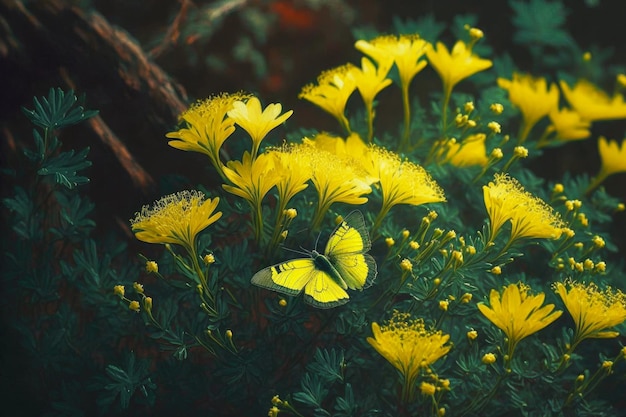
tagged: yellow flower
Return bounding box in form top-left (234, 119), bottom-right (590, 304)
top-left (560, 79), bottom-right (626, 121)
top-left (554, 280), bottom-right (626, 346)
top-left (483, 174), bottom-right (564, 243)
top-left (445, 133), bottom-right (489, 167)
top-left (130, 191), bottom-right (222, 252)
top-left (352, 56), bottom-right (394, 142)
top-left (227, 96), bottom-right (293, 158)
top-left (268, 145), bottom-right (312, 210)
top-left (420, 382), bottom-right (436, 396)
top-left (497, 73), bottom-right (559, 143)
top-left (166, 93), bottom-right (250, 176)
top-left (546, 107), bottom-right (591, 142)
top-left (482, 353), bottom-right (496, 365)
top-left (367, 311), bottom-right (452, 402)
top-left (113, 285), bottom-right (125, 297)
top-left (478, 282), bottom-right (562, 360)
top-left (290, 143), bottom-right (372, 231)
top-left (129, 300), bottom-right (140, 312)
top-left (145, 261), bottom-right (159, 273)
top-left (222, 152), bottom-right (279, 242)
top-left (299, 63), bottom-right (358, 133)
top-left (426, 40), bottom-right (492, 96)
top-left (355, 34), bottom-right (430, 90)
top-left (587, 137), bottom-right (626, 192)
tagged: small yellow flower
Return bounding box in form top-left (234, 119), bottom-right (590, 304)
top-left (131, 191), bottom-right (222, 252)
top-left (420, 382), bottom-right (436, 396)
top-left (203, 254), bottom-right (216, 265)
top-left (497, 73), bottom-right (559, 143)
top-left (299, 64), bottom-right (358, 133)
top-left (133, 282), bottom-right (144, 294)
top-left (400, 258), bottom-right (413, 272)
top-left (478, 282), bottom-right (562, 358)
top-left (355, 34), bottom-right (430, 91)
top-left (592, 235), bottom-right (606, 248)
top-left (553, 183), bottom-right (564, 193)
top-left (464, 101), bottom-right (475, 113)
top-left (426, 40), bottom-right (493, 96)
top-left (488, 121), bottom-right (501, 134)
top-left (439, 300), bottom-right (449, 311)
top-left (554, 280), bottom-right (626, 344)
top-left (368, 311), bottom-right (451, 402)
top-left (482, 353), bottom-right (496, 364)
top-left (114, 285), bottom-right (125, 297)
top-left (409, 241), bottom-right (420, 250)
top-left (560, 79), bottom-right (626, 121)
top-left (490, 148), bottom-right (503, 159)
top-left (278, 299), bottom-right (287, 307)
top-left (461, 293), bottom-right (473, 303)
top-left (438, 407), bottom-right (446, 417)
top-left (490, 103), bottom-right (504, 114)
top-left (491, 266), bottom-right (502, 275)
top-left (385, 237), bottom-right (396, 247)
top-left (514, 146), bottom-right (529, 158)
top-left (145, 261), bottom-right (159, 273)
top-left (268, 406), bottom-right (280, 417)
top-left (597, 137), bottom-right (626, 179)
top-left (166, 93), bottom-right (251, 175)
top-left (227, 96), bottom-right (293, 158)
top-left (129, 300), bottom-right (140, 312)
top-left (467, 330), bottom-right (478, 340)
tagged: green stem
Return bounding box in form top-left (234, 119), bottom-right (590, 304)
top-left (400, 82), bottom-right (411, 150)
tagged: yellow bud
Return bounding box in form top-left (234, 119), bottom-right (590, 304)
top-left (439, 300), bottom-right (449, 311)
top-left (335, 215), bottom-right (344, 225)
top-left (455, 113), bottom-right (468, 127)
top-left (514, 146), bottom-right (528, 158)
top-left (491, 266), bottom-right (502, 275)
top-left (602, 360), bottom-right (613, 370)
top-left (466, 119), bottom-right (477, 128)
top-left (420, 382), bottom-right (436, 396)
top-left (577, 213), bottom-right (588, 227)
top-left (621, 346), bottom-right (626, 357)
top-left (469, 27), bottom-right (484, 40)
top-left (582, 51), bottom-right (592, 61)
top-left (439, 379), bottom-right (450, 390)
top-left (129, 300), bottom-right (140, 312)
top-left (490, 148), bottom-right (503, 159)
top-left (203, 253), bottom-right (216, 265)
top-left (144, 296), bottom-right (153, 311)
top-left (466, 245), bottom-right (476, 255)
top-left (226, 329), bottom-right (233, 339)
top-left (133, 282), bottom-right (144, 294)
top-left (467, 330), bottom-right (478, 340)
top-left (400, 258), bottom-right (413, 272)
top-left (595, 261), bottom-right (606, 272)
top-left (553, 183), bottom-right (564, 193)
top-left (385, 237), bottom-right (395, 247)
top-left (592, 235), bottom-right (605, 248)
top-left (617, 74), bottom-right (626, 88)
top-left (576, 374), bottom-right (585, 382)
top-left (279, 299), bottom-right (287, 307)
top-left (433, 278), bottom-right (441, 286)
top-left (268, 406), bottom-right (279, 417)
top-left (574, 262), bottom-right (584, 272)
top-left (145, 261), bottom-right (159, 273)
top-left (280, 230), bottom-right (289, 240)
top-left (563, 353), bottom-right (571, 362)
top-left (563, 228), bottom-right (575, 238)
top-left (482, 353), bottom-right (496, 364)
top-left (461, 293), bottom-right (473, 303)
top-left (438, 407), bottom-right (446, 417)
top-left (452, 250), bottom-right (463, 265)
top-left (583, 259), bottom-right (594, 270)
top-left (113, 285), bottom-right (125, 297)
top-left (401, 229), bottom-right (410, 239)
top-left (284, 208), bottom-right (298, 219)
top-left (573, 242), bottom-right (584, 250)
top-left (488, 121), bottom-right (501, 134)
top-left (464, 101), bottom-right (475, 113)
top-left (271, 395), bottom-right (281, 405)
top-left (409, 241), bottom-right (420, 250)
top-left (617, 203), bottom-right (625, 212)
top-left (490, 103), bottom-right (504, 114)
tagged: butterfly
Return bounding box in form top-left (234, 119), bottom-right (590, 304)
top-left (251, 211), bottom-right (377, 308)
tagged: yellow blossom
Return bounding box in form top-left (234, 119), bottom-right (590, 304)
top-left (268, 145), bottom-right (312, 211)
top-left (560, 79), bottom-right (626, 121)
top-left (130, 191), bottom-right (222, 252)
top-left (352, 56), bottom-right (394, 141)
top-left (144, 297), bottom-right (152, 311)
top-left (133, 282), bottom-right (144, 294)
top-left (546, 107), bottom-right (591, 143)
top-left (439, 300), bottom-right (449, 311)
top-left (488, 121), bottom-right (501, 134)
top-left (299, 63), bottom-right (358, 133)
top-left (467, 329), bottom-right (478, 340)
top-left (166, 92), bottom-right (250, 176)
top-left (588, 137), bottom-right (626, 192)
top-left (420, 382), bottom-right (436, 396)
top-left (227, 96), bottom-right (293, 158)
top-left (114, 285), bottom-right (125, 297)
top-left (426, 40), bottom-right (493, 97)
top-left (400, 259), bottom-right (413, 272)
top-left (482, 353), bottom-right (496, 364)
top-left (222, 152), bottom-right (279, 242)
top-left (446, 133), bottom-right (489, 167)
top-left (490, 103), bottom-right (504, 114)
top-left (146, 261), bottom-right (159, 273)
top-left (497, 73), bottom-right (559, 143)
top-left (461, 293), bottom-right (473, 303)
top-left (554, 280), bottom-right (626, 346)
top-left (278, 299), bottom-right (287, 307)
top-left (367, 311), bottom-right (452, 402)
top-left (203, 254), bottom-right (215, 265)
top-left (129, 300), bottom-right (140, 312)
top-left (385, 237), bottom-right (395, 247)
top-left (490, 266), bottom-right (502, 275)
top-left (483, 173), bottom-right (564, 243)
top-left (368, 146), bottom-right (446, 232)
top-left (479, 282), bottom-right (562, 360)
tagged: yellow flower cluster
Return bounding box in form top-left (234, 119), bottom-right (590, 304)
top-left (367, 310), bottom-right (451, 402)
top-left (483, 173), bottom-right (564, 244)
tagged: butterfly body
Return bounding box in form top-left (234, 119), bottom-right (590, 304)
top-left (252, 211), bottom-right (377, 308)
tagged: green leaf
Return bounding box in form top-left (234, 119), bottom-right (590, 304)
top-left (334, 383), bottom-right (357, 417)
top-left (37, 147), bottom-right (92, 189)
top-left (293, 373), bottom-right (329, 408)
top-left (22, 88), bottom-right (98, 130)
top-left (306, 348), bottom-right (345, 383)
top-left (101, 353), bottom-right (155, 410)
top-left (510, 0), bottom-right (575, 49)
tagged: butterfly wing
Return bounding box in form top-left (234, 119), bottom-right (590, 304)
top-left (251, 258), bottom-right (316, 296)
top-left (325, 211), bottom-right (377, 290)
top-left (303, 268), bottom-right (350, 309)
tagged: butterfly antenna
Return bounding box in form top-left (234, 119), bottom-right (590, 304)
top-left (281, 246), bottom-right (310, 256)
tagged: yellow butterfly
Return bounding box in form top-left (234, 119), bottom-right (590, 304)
top-left (251, 211), bottom-right (377, 308)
